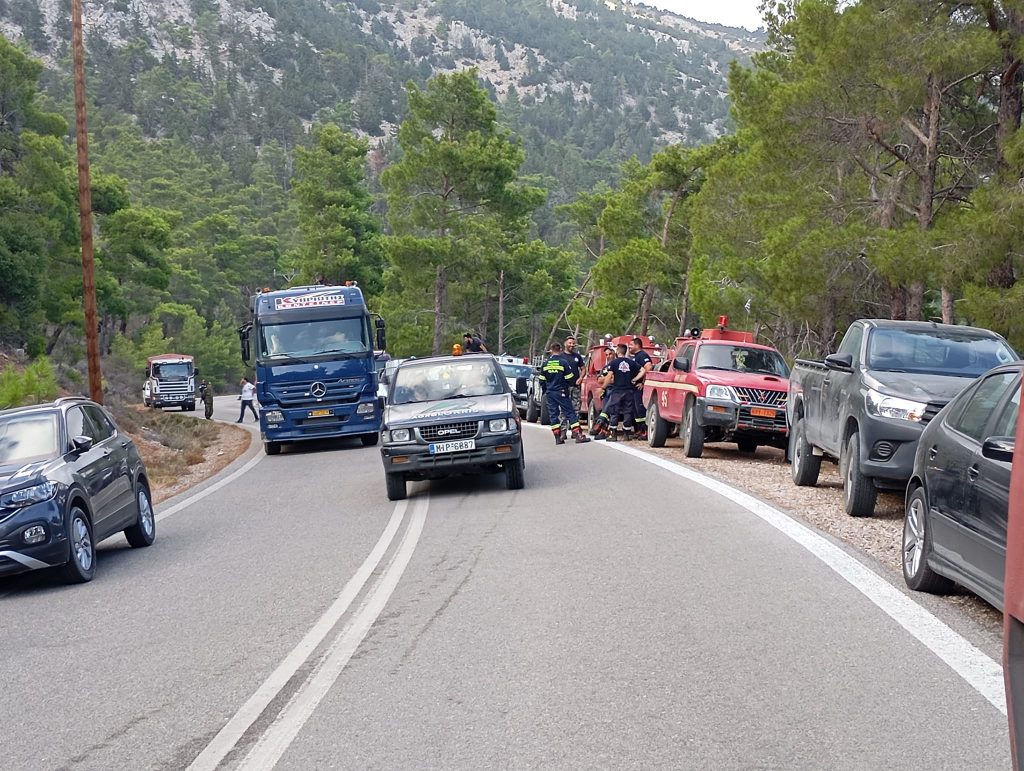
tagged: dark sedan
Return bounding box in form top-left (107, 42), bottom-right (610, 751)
top-left (0, 397), bottom-right (155, 584)
top-left (902, 362), bottom-right (1021, 609)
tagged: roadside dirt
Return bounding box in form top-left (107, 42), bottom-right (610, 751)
top-left (142, 423), bottom-right (251, 504)
top-left (639, 436), bottom-right (1003, 632)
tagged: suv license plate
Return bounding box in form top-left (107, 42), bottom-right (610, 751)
top-left (750, 407), bottom-right (777, 418)
top-left (429, 439), bottom-right (475, 454)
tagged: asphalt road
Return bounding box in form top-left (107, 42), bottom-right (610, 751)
top-left (0, 396), bottom-right (1012, 769)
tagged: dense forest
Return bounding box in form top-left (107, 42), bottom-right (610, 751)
top-left (2, 0), bottom-right (1024, 392)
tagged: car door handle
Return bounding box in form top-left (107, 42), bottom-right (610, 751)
top-left (928, 446), bottom-right (938, 461)
top-left (967, 465), bottom-right (980, 483)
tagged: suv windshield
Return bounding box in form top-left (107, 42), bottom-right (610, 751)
top-left (696, 345), bottom-right (789, 376)
top-left (152, 363), bottom-right (191, 379)
top-left (391, 359), bottom-right (505, 404)
top-left (259, 317), bottom-right (371, 360)
top-left (867, 328), bottom-right (1016, 377)
top-left (0, 412), bottom-right (60, 465)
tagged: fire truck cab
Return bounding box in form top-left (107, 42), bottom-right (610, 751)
top-left (579, 334), bottom-right (667, 421)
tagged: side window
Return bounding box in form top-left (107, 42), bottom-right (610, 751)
top-left (84, 405), bottom-right (115, 442)
top-left (991, 381), bottom-right (1022, 439)
top-left (837, 324), bottom-right (864, 363)
top-left (950, 372), bottom-right (1019, 442)
top-left (65, 407), bottom-right (88, 448)
top-left (678, 344), bottom-right (695, 367)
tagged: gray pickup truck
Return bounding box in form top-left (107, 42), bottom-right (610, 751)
top-left (788, 319), bottom-right (1016, 517)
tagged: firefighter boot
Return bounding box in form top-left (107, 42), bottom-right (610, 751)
top-left (572, 427), bottom-right (591, 444)
top-left (607, 428), bottom-right (619, 442)
top-left (553, 427), bottom-right (566, 445)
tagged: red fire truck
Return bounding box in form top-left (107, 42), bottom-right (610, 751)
top-left (579, 334), bottom-right (667, 422)
top-left (641, 317), bottom-right (790, 457)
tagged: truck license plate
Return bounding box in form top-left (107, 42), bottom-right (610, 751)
top-left (308, 408), bottom-right (334, 418)
top-left (429, 439), bottom-right (475, 454)
top-left (750, 407), bottom-right (777, 418)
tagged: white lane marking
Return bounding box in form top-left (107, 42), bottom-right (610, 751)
top-left (187, 499), bottom-right (410, 771)
top-left (239, 494), bottom-right (429, 771)
top-left (156, 453), bottom-right (264, 523)
top-left (600, 439), bottom-right (1008, 715)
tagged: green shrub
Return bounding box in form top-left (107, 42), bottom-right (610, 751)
top-left (0, 358), bottom-right (59, 409)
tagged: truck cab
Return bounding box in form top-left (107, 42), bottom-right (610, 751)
top-left (239, 284), bottom-right (386, 455)
top-left (143, 354), bottom-right (197, 411)
top-left (579, 334), bottom-right (667, 421)
top-left (642, 317), bottom-right (790, 457)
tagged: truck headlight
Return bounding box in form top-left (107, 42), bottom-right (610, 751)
top-left (488, 418), bottom-right (509, 432)
top-left (706, 385), bottom-right (737, 402)
top-left (387, 428), bottom-right (411, 443)
top-left (264, 410), bottom-right (284, 423)
top-left (357, 403), bottom-right (375, 415)
top-left (865, 389), bottom-right (927, 422)
top-left (1, 482), bottom-right (58, 509)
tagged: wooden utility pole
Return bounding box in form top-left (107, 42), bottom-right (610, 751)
top-left (71, 0), bottom-right (102, 403)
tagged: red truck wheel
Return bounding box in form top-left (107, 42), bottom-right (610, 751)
top-left (647, 399), bottom-right (669, 448)
top-left (681, 398), bottom-right (704, 458)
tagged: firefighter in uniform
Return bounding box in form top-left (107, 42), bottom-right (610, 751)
top-left (589, 347), bottom-right (616, 439)
top-left (628, 336), bottom-right (654, 441)
top-left (563, 336), bottom-right (586, 421)
top-left (598, 344), bottom-right (642, 441)
top-left (539, 342), bottom-right (591, 445)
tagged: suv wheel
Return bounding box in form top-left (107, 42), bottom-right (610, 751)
top-left (842, 431), bottom-right (877, 517)
top-left (526, 394), bottom-right (539, 423)
top-left (902, 486), bottom-right (954, 594)
top-left (505, 456), bottom-right (525, 490)
top-left (386, 473), bottom-right (407, 501)
top-left (61, 506), bottom-right (96, 584)
top-left (124, 485), bottom-right (156, 548)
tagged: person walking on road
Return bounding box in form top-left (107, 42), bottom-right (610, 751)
top-left (628, 337), bottom-right (655, 441)
top-left (599, 344), bottom-right (641, 442)
top-left (539, 342), bottom-right (590, 445)
top-left (463, 333), bottom-right (488, 353)
top-left (238, 377), bottom-right (259, 423)
top-left (200, 379), bottom-right (214, 420)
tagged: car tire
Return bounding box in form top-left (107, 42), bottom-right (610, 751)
top-left (361, 433), bottom-right (379, 447)
top-left (902, 486), bottom-right (955, 594)
top-left (60, 506), bottom-right (96, 584)
top-left (842, 431), bottom-right (877, 517)
top-left (737, 438), bottom-right (758, 455)
top-left (681, 397), bottom-right (704, 458)
top-left (526, 394), bottom-right (539, 423)
top-left (124, 484), bottom-right (156, 548)
top-left (264, 441), bottom-right (281, 455)
top-left (505, 456), bottom-right (525, 490)
top-left (790, 416), bottom-right (821, 487)
top-left (540, 397), bottom-right (549, 425)
top-left (647, 399), bottom-right (669, 448)
top-left (386, 473), bottom-right (407, 501)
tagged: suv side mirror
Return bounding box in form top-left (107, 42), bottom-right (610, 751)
top-left (824, 352), bottom-right (854, 372)
top-left (983, 436), bottom-right (1015, 463)
top-left (378, 370), bottom-right (390, 386)
top-left (72, 435), bottom-right (94, 453)
top-left (673, 357), bottom-right (690, 372)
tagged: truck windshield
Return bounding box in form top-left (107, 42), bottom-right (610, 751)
top-left (258, 317), bottom-right (370, 361)
top-left (696, 345), bottom-right (789, 376)
top-left (391, 360), bottom-right (505, 404)
top-left (0, 412), bottom-right (60, 465)
top-left (867, 328), bottom-right (1016, 377)
top-left (152, 363), bottom-right (191, 379)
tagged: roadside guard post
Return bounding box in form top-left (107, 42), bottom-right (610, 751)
top-left (1005, 379), bottom-right (1024, 768)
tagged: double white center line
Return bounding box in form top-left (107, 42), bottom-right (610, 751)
top-left (189, 494), bottom-right (429, 771)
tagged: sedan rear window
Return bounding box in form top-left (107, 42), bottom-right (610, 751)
top-left (0, 413), bottom-right (60, 465)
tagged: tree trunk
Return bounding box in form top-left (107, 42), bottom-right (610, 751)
top-left (890, 284), bottom-right (907, 320)
top-left (941, 286), bottom-right (955, 324)
top-left (45, 324), bottom-right (67, 356)
top-left (676, 267), bottom-right (691, 337)
top-left (995, 8), bottom-right (1024, 174)
top-left (906, 281), bottom-right (925, 320)
top-left (917, 74), bottom-right (941, 231)
top-left (497, 269), bottom-right (505, 354)
top-left (638, 281), bottom-right (655, 335)
top-left (432, 264), bottom-right (446, 355)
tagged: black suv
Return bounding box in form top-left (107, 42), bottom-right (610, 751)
top-left (0, 398), bottom-right (154, 584)
top-left (379, 354), bottom-right (524, 500)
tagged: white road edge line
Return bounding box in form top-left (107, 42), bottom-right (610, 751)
top-left (597, 436), bottom-right (1007, 715)
top-left (186, 499), bottom-right (410, 771)
top-left (156, 452), bottom-right (264, 523)
top-left (239, 494), bottom-right (430, 771)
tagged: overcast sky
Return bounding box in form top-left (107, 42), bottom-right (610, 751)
top-left (645, 0), bottom-right (765, 30)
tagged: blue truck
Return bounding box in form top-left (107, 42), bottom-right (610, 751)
top-left (238, 284), bottom-right (387, 455)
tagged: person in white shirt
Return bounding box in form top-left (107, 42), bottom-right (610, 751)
top-left (238, 377), bottom-right (259, 423)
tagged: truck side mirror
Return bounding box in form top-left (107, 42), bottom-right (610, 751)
top-left (824, 352), bottom-right (854, 372)
top-left (193, 368), bottom-right (200, 378)
top-left (375, 317), bottom-right (387, 352)
top-left (673, 357), bottom-right (690, 372)
top-left (238, 324), bottom-right (251, 365)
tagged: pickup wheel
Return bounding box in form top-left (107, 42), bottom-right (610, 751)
top-left (539, 396), bottom-right (549, 425)
top-left (526, 394), bottom-right (539, 423)
top-left (385, 473), bottom-right (407, 501)
top-left (505, 456), bottom-right (525, 490)
top-left (790, 417), bottom-right (821, 486)
top-left (842, 431), bottom-right (877, 517)
top-left (647, 399), bottom-right (669, 448)
top-left (681, 397), bottom-right (704, 458)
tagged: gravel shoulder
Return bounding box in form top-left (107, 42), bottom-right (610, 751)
top-left (639, 436), bottom-right (1003, 635)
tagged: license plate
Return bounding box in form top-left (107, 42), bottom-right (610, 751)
top-left (308, 408), bottom-right (334, 418)
top-left (429, 439), bottom-right (475, 454)
top-left (750, 407), bottom-right (777, 418)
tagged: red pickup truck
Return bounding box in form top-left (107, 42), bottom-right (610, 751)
top-left (579, 334), bottom-right (667, 422)
top-left (642, 317), bottom-right (790, 457)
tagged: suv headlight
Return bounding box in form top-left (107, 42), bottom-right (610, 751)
top-left (706, 385), bottom-right (737, 402)
top-left (1, 481), bottom-right (58, 509)
top-left (387, 428), bottom-right (411, 443)
top-left (488, 418), bottom-right (509, 432)
top-left (865, 389), bottom-right (927, 422)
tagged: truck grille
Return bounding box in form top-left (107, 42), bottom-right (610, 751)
top-left (157, 381), bottom-right (191, 395)
top-left (920, 401), bottom-right (948, 425)
top-left (419, 421), bottom-right (479, 441)
top-left (273, 376), bottom-right (366, 407)
top-left (734, 387), bottom-right (787, 407)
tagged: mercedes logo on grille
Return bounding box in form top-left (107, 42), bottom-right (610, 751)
top-left (310, 381), bottom-right (328, 399)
